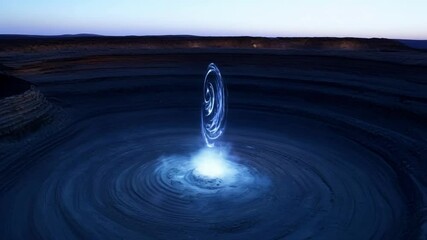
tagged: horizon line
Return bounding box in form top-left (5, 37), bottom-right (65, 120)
top-left (0, 33), bottom-right (426, 41)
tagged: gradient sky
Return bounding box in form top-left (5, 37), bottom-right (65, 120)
top-left (0, 0), bottom-right (426, 39)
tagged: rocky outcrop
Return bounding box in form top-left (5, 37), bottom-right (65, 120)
top-left (0, 74), bottom-right (63, 190)
top-left (0, 74), bottom-right (61, 142)
top-left (0, 73), bottom-right (31, 98)
top-left (0, 86), bottom-right (55, 138)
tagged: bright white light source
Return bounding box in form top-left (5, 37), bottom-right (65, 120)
top-left (192, 148), bottom-right (236, 179)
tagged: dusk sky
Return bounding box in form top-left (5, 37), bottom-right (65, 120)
top-left (1, 0), bottom-right (426, 39)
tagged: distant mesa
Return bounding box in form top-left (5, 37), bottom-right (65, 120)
top-left (0, 35), bottom-right (413, 52)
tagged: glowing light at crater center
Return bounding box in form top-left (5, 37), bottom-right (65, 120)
top-left (193, 63), bottom-right (234, 179)
top-left (192, 148), bottom-right (236, 179)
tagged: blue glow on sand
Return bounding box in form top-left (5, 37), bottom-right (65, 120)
top-left (192, 147), bottom-right (237, 179)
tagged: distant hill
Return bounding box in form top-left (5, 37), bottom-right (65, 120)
top-left (0, 34), bottom-right (100, 39)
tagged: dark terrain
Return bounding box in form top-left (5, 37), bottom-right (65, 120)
top-left (0, 36), bottom-right (426, 240)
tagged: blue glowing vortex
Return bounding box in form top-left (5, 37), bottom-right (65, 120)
top-left (201, 63), bottom-right (226, 147)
